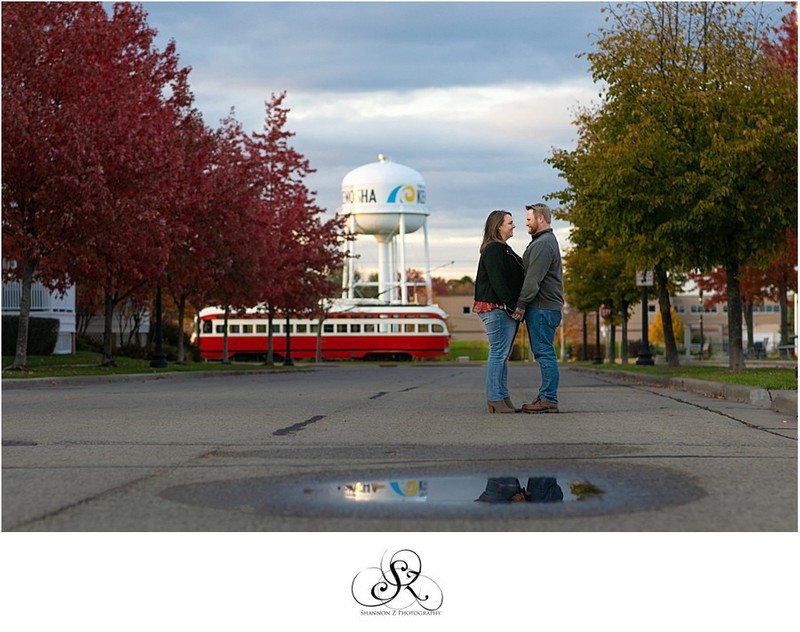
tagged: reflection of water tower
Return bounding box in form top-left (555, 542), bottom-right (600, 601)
top-left (339, 155), bottom-right (432, 304)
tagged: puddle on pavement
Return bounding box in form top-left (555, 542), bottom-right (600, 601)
top-left (160, 463), bottom-right (704, 519)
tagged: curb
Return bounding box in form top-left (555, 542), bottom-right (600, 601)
top-left (0, 366), bottom-right (315, 390)
top-left (572, 367), bottom-right (798, 416)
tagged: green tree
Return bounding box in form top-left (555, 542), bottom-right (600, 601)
top-left (550, 2), bottom-right (795, 372)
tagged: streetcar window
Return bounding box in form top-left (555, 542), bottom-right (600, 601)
top-left (310, 324), bottom-right (319, 333)
top-left (216, 325), bottom-right (224, 334)
top-left (336, 324), bottom-right (347, 333)
top-left (256, 324), bottom-right (267, 333)
top-left (323, 324), bottom-right (334, 333)
top-left (203, 321), bottom-right (212, 334)
top-left (378, 323), bottom-right (389, 334)
top-left (432, 324), bottom-right (445, 333)
top-left (404, 323), bottom-right (415, 333)
top-left (364, 323), bottom-right (375, 333)
top-left (419, 323), bottom-right (430, 333)
top-left (230, 324), bottom-right (240, 333)
top-left (350, 324), bottom-right (361, 333)
top-left (296, 324), bottom-right (308, 334)
top-left (242, 324), bottom-right (253, 334)
top-left (271, 324), bottom-right (281, 334)
top-left (285, 324), bottom-right (294, 334)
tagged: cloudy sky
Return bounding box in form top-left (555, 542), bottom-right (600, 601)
top-left (133, 1), bottom-right (789, 283)
top-left (137, 1), bottom-right (610, 280)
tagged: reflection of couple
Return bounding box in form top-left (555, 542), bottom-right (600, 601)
top-left (475, 476), bottom-right (564, 503)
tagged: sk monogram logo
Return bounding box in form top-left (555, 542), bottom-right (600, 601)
top-left (351, 549), bottom-right (444, 612)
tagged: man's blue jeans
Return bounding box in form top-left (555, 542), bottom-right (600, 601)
top-left (525, 308), bottom-right (562, 403)
top-left (478, 309), bottom-right (518, 401)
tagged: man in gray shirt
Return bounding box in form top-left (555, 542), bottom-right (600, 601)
top-left (510, 203), bottom-right (564, 413)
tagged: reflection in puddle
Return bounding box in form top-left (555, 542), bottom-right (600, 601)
top-left (310, 475), bottom-right (604, 505)
top-left (159, 462), bottom-right (704, 519)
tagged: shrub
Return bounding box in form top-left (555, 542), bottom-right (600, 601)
top-left (2, 316), bottom-right (59, 356)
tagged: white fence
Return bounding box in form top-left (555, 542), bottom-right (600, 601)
top-left (1, 280), bottom-right (62, 312)
top-left (2, 281), bottom-right (76, 354)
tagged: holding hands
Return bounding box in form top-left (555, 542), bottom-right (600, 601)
top-left (510, 307), bottom-right (525, 322)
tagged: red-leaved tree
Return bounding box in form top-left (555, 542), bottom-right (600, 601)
top-left (2, 2), bottom-right (193, 367)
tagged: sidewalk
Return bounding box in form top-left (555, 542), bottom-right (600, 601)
top-left (570, 365), bottom-right (798, 415)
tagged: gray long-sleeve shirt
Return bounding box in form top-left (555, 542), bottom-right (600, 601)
top-left (515, 228), bottom-right (564, 311)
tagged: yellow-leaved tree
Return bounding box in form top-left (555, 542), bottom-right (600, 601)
top-left (649, 307), bottom-right (684, 348)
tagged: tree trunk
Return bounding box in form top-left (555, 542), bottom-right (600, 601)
top-left (11, 256), bottom-right (37, 371)
top-left (655, 266), bottom-right (680, 367)
top-left (176, 294), bottom-right (186, 364)
top-left (193, 302), bottom-right (203, 362)
top-left (222, 306), bottom-right (230, 363)
top-left (265, 307), bottom-right (274, 365)
top-left (316, 315), bottom-right (325, 363)
top-left (102, 292), bottom-right (118, 367)
top-left (725, 260), bottom-right (746, 371)
top-left (621, 300), bottom-right (629, 365)
top-left (779, 269), bottom-right (790, 359)
top-left (609, 322), bottom-right (617, 364)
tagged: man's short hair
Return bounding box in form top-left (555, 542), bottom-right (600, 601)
top-left (525, 202), bottom-right (551, 224)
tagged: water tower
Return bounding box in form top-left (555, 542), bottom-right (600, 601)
top-left (339, 155), bottom-right (432, 304)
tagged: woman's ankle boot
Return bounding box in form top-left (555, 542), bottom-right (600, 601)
top-left (487, 400), bottom-right (516, 413)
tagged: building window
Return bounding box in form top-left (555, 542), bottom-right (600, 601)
top-left (462, 306), bottom-right (471, 314)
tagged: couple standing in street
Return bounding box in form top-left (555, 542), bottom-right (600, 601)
top-left (472, 203), bottom-right (563, 414)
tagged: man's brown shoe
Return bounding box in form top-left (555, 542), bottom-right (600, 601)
top-left (521, 399), bottom-right (558, 414)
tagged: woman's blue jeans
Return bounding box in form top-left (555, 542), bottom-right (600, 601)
top-left (525, 308), bottom-right (562, 403)
top-left (478, 309), bottom-right (518, 401)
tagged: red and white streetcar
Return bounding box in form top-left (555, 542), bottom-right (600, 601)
top-left (193, 299), bottom-right (450, 362)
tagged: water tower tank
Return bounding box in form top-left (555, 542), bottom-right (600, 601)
top-left (339, 155), bottom-right (432, 304)
top-left (340, 154), bottom-right (429, 235)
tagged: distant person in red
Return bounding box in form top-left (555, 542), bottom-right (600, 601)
top-left (472, 210), bottom-right (525, 413)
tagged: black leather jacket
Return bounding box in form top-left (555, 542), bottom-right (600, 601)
top-left (473, 241), bottom-right (524, 308)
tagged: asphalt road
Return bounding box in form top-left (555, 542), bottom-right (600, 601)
top-left (2, 363), bottom-right (797, 531)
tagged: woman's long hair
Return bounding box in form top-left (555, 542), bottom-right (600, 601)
top-left (480, 210), bottom-right (511, 253)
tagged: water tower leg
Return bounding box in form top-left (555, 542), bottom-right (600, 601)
top-left (390, 235), bottom-right (398, 302)
top-left (344, 214), bottom-right (356, 299)
top-left (376, 236), bottom-right (390, 302)
top-left (399, 213), bottom-right (408, 303)
top-left (423, 219), bottom-right (433, 305)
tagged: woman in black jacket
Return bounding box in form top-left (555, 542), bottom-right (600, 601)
top-left (472, 210), bottom-right (524, 413)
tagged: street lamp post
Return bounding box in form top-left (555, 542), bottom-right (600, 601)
top-left (698, 290), bottom-right (704, 360)
top-left (636, 271), bottom-right (654, 366)
top-left (149, 285), bottom-right (168, 369)
top-left (582, 313), bottom-right (588, 361)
